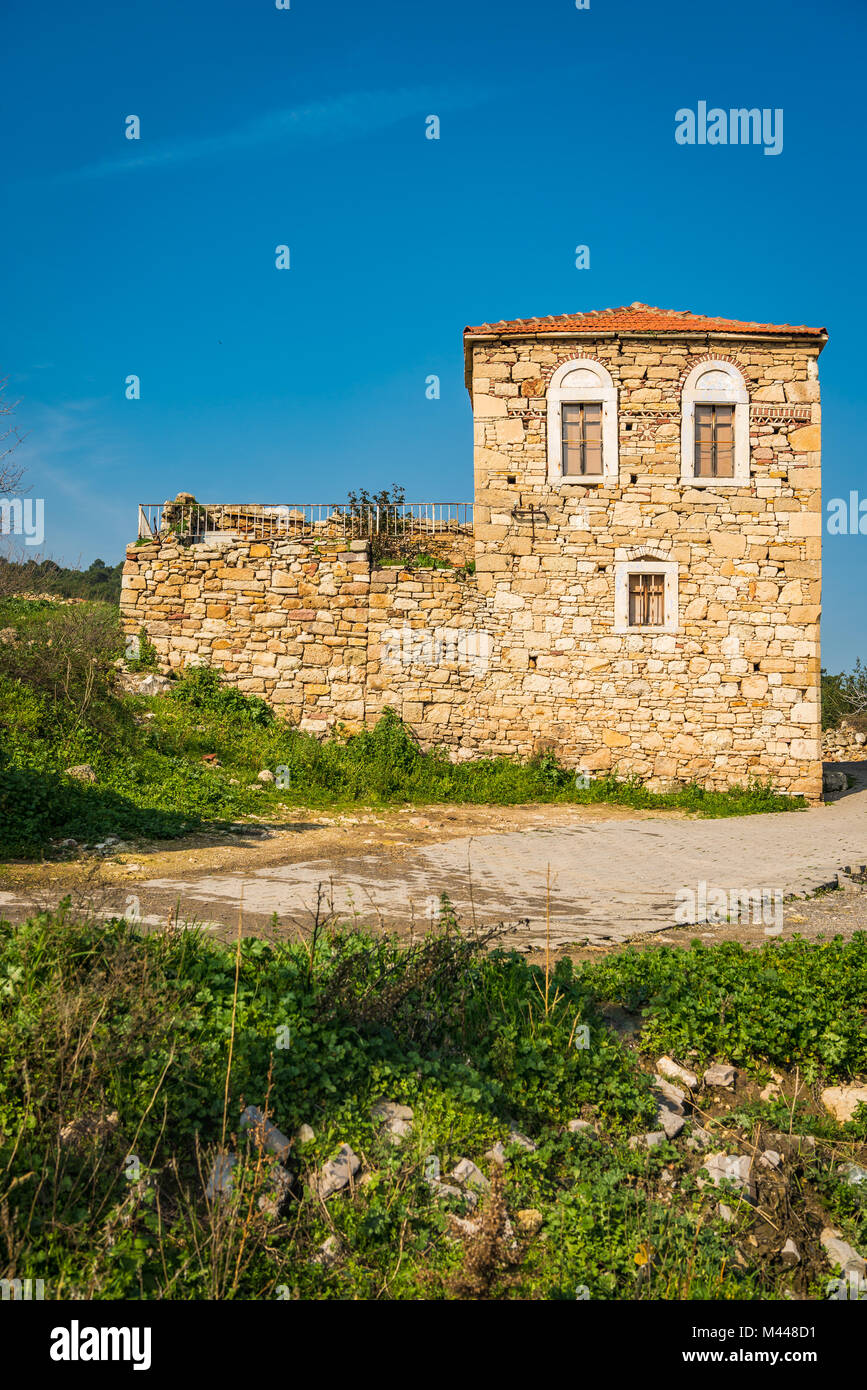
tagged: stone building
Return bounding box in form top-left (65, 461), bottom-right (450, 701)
top-left (121, 302), bottom-right (827, 799)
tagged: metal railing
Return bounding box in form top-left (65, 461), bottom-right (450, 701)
top-left (137, 501), bottom-right (474, 542)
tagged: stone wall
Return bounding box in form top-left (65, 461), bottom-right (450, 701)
top-left (121, 326), bottom-right (824, 800)
top-left (468, 330), bottom-right (822, 799)
top-left (121, 536), bottom-right (370, 733)
top-left (823, 724), bottom-right (867, 762)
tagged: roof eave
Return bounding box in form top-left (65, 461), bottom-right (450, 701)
top-left (463, 327), bottom-right (828, 394)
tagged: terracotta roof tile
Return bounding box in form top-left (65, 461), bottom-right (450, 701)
top-left (463, 302), bottom-right (826, 338)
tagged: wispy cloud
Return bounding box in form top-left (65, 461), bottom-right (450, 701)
top-left (52, 85), bottom-right (485, 183)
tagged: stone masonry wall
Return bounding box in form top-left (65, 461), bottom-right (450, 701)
top-left (121, 537), bottom-right (370, 733)
top-left (121, 327), bottom-right (824, 800)
top-left (469, 330), bottom-right (822, 798)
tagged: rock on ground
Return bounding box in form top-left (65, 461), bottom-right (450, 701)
top-left (656, 1105), bottom-right (685, 1140)
top-left (759, 1149), bottom-right (783, 1169)
top-left (311, 1235), bottom-right (340, 1266)
top-left (507, 1129), bottom-right (536, 1151)
top-left (630, 1131), bottom-right (667, 1150)
top-left (516, 1208), bottom-right (543, 1235)
top-left (317, 1144), bottom-right (360, 1199)
top-left (838, 1162), bottom-right (867, 1186)
top-left (823, 769), bottom-right (848, 795)
top-left (821, 1084), bottom-right (867, 1125)
top-left (65, 764), bottom-right (96, 783)
top-left (258, 1164), bottom-right (293, 1218)
top-left (371, 1099), bottom-right (414, 1144)
top-left (450, 1157), bottom-right (490, 1191)
top-left (59, 1111), bottom-right (119, 1147)
top-left (240, 1105), bottom-right (293, 1163)
top-left (205, 1153), bottom-right (237, 1200)
top-left (686, 1126), bottom-right (714, 1151)
top-left (653, 1075), bottom-right (686, 1111)
top-left (703, 1063), bottom-right (736, 1088)
top-left (657, 1056), bottom-right (698, 1089)
top-left (700, 1152), bottom-right (757, 1204)
top-left (820, 1227), bottom-right (866, 1276)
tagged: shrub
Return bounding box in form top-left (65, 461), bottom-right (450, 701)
top-left (0, 600), bottom-right (127, 740)
top-left (169, 665), bottom-right (274, 727)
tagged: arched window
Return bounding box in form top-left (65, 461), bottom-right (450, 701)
top-left (681, 360), bottom-right (749, 486)
top-left (547, 359), bottom-right (618, 485)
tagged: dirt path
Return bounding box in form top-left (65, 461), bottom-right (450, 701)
top-left (2, 763), bottom-right (866, 959)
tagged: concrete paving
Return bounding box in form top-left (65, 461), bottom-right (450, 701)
top-left (136, 762), bottom-right (867, 948)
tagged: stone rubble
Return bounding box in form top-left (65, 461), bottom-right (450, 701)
top-left (317, 1144), bottom-right (361, 1200)
top-left (820, 1227), bottom-right (866, 1277)
top-left (700, 1152), bottom-right (757, 1204)
top-left (450, 1157), bottom-right (490, 1192)
top-left (703, 1063), bottom-right (736, 1089)
top-left (371, 1099), bottom-right (414, 1145)
top-left (657, 1056), bottom-right (698, 1089)
top-left (820, 1084), bottom-right (867, 1125)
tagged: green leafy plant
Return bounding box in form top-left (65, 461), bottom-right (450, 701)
top-left (5, 912), bottom-right (858, 1301)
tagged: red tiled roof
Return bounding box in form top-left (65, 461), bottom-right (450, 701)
top-left (464, 302), bottom-right (827, 338)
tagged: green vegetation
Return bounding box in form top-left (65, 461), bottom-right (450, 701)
top-left (125, 625), bottom-right (160, 673)
top-left (0, 556), bottom-right (123, 603)
top-left (1, 911), bottom-right (863, 1300)
top-left (0, 599), bottom-right (806, 858)
top-left (581, 935), bottom-right (867, 1085)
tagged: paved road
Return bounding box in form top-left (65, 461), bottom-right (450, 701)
top-left (137, 763), bottom-right (867, 948)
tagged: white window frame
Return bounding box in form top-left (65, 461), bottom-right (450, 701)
top-left (614, 559), bottom-right (679, 633)
top-left (547, 359), bottom-right (618, 486)
top-left (681, 360), bottom-right (749, 487)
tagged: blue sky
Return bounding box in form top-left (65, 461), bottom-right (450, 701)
top-left (2, 0), bottom-right (864, 669)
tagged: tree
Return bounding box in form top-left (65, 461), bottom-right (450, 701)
top-left (821, 660), bottom-right (867, 729)
top-left (0, 375), bottom-right (31, 598)
top-left (0, 375), bottom-right (25, 494)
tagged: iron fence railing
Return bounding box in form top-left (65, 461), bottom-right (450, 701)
top-left (137, 501), bottom-right (474, 542)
